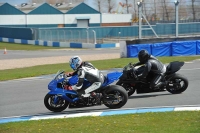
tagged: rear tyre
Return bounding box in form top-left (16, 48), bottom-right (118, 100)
top-left (104, 85), bottom-right (128, 109)
top-left (166, 74), bottom-right (188, 94)
top-left (44, 94), bottom-right (69, 112)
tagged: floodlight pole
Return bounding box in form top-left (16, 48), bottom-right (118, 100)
top-left (175, 1), bottom-right (179, 37)
top-left (138, 2), bottom-right (142, 39)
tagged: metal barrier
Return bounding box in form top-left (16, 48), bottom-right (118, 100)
top-left (38, 29), bottom-right (97, 44)
top-left (36, 23), bottom-right (200, 44)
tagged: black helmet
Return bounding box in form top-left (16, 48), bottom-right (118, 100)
top-left (138, 49), bottom-right (150, 63)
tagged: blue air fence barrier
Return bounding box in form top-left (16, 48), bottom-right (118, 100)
top-left (171, 41), bottom-right (197, 56)
top-left (127, 44), bottom-right (152, 57)
top-left (151, 42), bottom-right (172, 57)
top-left (126, 40), bottom-right (199, 58)
top-left (197, 41), bottom-right (200, 55)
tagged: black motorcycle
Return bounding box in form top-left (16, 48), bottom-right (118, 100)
top-left (116, 61), bottom-right (189, 96)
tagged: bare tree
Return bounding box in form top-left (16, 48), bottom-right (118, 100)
top-left (123, 0), bottom-right (132, 13)
top-left (132, 0), bottom-right (137, 21)
top-left (178, 0), bottom-right (188, 20)
top-left (93, 0), bottom-right (102, 12)
top-left (147, 0), bottom-right (157, 21)
top-left (141, 0), bottom-right (154, 21)
top-left (191, 0), bottom-right (196, 20)
top-left (154, 0), bottom-right (157, 18)
top-left (108, 0), bottom-right (115, 13)
top-left (103, 0), bottom-right (116, 13)
top-left (163, 0), bottom-right (169, 21)
top-left (142, 0), bottom-right (147, 17)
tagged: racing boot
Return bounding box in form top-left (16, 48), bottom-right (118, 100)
top-left (154, 81), bottom-right (166, 90)
top-left (91, 92), bottom-right (102, 105)
top-left (76, 89), bottom-right (86, 98)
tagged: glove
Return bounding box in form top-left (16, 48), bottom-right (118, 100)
top-left (135, 74), bottom-right (139, 80)
top-left (64, 72), bottom-right (73, 77)
top-left (136, 73), bottom-right (142, 80)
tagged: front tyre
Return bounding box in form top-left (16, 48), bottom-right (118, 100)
top-left (116, 81), bottom-right (135, 96)
top-left (44, 94), bottom-right (69, 112)
top-left (166, 74), bottom-right (189, 94)
top-left (104, 85), bottom-right (128, 109)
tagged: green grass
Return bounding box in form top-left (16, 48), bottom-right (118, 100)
top-left (0, 111), bottom-right (200, 133)
top-left (0, 42), bottom-right (70, 50)
top-left (0, 56), bottom-right (200, 81)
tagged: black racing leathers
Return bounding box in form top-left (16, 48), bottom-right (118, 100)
top-left (135, 55), bottom-right (166, 89)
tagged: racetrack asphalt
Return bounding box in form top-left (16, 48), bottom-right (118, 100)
top-left (1, 48), bottom-right (200, 124)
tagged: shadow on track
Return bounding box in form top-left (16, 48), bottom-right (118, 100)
top-left (128, 93), bottom-right (180, 99)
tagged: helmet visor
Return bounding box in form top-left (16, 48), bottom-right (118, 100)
top-left (70, 63), bottom-right (75, 70)
top-left (69, 57), bottom-right (80, 70)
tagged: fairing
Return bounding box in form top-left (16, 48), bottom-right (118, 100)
top-left (102, 71), bottom-right (123, 86)
top-left (166, 61), bottom-right (184, 75)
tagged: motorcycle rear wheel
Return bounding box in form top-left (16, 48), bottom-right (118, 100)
top-left (166, 74), bottom-right (189, 94)
top-left (104, 85), bottom-right (128, 109)
top-left (44, 94), bottom-right (69, 112)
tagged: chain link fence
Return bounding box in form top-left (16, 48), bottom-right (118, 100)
top-left (38, 28), bottom-right (97, 44)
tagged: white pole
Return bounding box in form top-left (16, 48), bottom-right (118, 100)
top-left (92, 30), bottom-right (97, 44)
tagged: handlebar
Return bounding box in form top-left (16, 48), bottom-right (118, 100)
top-left (123, 63), bottom-right (138, 79)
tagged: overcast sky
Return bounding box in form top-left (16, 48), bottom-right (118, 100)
top-left (0, 0), bottom-right (28, 5)
top-left (0, 0), bottom-right (95, 6)
top-left (0, 0), bottom-right (123, 6)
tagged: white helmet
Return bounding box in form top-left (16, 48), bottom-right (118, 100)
top-left (69, 56), bottom-right (82, 70)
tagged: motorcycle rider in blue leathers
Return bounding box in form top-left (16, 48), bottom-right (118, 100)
top-left (134, 50), bottom-right (166, 89)
top-left (67, 56), bottom-right (104, 99)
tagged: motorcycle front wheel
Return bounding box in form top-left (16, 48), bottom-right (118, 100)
top-left (166, 74), bottom-right (189, 94)
top-left (103, 85), bottom-right (128, 109)
top-left (44, 94), bottom-right (69, 112)
top-left (116, 81), bottom-right (135, 96)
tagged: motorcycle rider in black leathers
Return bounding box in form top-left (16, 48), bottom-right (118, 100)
top-left (67, 56), bottom-right (104, 98)
top-left (134, 50), bottom-right (166, 89)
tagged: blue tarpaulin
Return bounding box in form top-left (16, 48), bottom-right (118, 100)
top-left (151, 42), bottom-right (172, 57)
top-left (171, 41), bottom-right (197, 56)
top-left (126, 40), bottom-right (199, 58)
top-left (197, 41), bottom-right (200, 55)
top-left (127, 44), bottom-right (151, 57)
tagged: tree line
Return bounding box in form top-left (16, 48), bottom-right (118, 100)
top-left (93, 0), bottom-right (200, 22)
top-left (30, 0), bottom-right (200, 21)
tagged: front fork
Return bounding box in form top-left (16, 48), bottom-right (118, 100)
top-left (53, 95), bottom-right (60, 104)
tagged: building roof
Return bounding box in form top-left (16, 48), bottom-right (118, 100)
top-left (0, 3), bottom-right (25, 15)
top-left (66, 2), bottom-right (101, 14)
top-left (0, 2), bottom-right (99, 15)
top-left (15, 3), bottom-right (43, 14)
top-left (53, 2), bottom-right (79, 13)
top-left (27, 3), bottom-right (63, 14)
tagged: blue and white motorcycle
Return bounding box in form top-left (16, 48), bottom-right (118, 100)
top-left (44, 70), bottom-right (128, 112)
